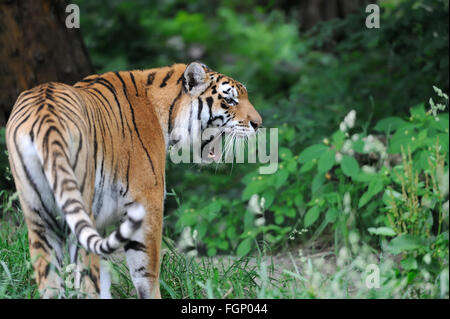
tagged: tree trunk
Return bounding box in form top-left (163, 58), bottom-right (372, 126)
top-left (0, 0), bottom-right (94, 126)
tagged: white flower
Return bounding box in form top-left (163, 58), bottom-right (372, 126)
top-left (177, 227), bottom-right (195, 251)
top-left (339, 122), bottom-right (347, 132)
top-left (335, 152), bottom-right (343, 163)
top-left (192, 229), bottom-right (198, 241)
top-left (260, 197), bottom-right (266, 210)
top-left (363, 134), bottom-right (386, 156)
top-left (443, 200), bottom-right (449, 216)
top-left (65, 264), bottom-right (76, 274)
top-left (349, 231), bottom-right (360, 245)
top-left (248, 194), bottom-right (264, 216)
top-left (362, 165), bottom-right (376, 174)
top-left (255, 217), bottom-right (266, 227)
top-left (343, 192), bottom-right (351, 214)
top-left (337, 247), bottom-right (350, 268)
top-left (341, 140), bottom-right (354, 156)
top-left (423, 254), bottom-right (432, 265)
top-left (438, 169), bottom-right (449, 197)
top-left (65, 277), bottom-right (74, 289)
top-left (344, 110), bottom-right (356, 129)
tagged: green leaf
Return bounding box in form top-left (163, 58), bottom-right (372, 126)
top-left (275, 214), bottom-right (284, 225)
top-left (197, 224), bottom-right (207, 239)
top-left (285, 208), bottom-right (296, 218)
top-left (208, 201), bottom-right (222, 214)
top-left (431, 114), bottom-right (449, 132)
top-left (207, 247), bottom-right (217, 256)
top-left (311, 173), bottom-right (325, 195)
top-left (287, 160), bottom-right (298, 172)
top-left (294, 194), bottom-right (304, 208)
top-left (410, 103), bottom-right (426, 120)
top-left (358, 177), bottom-right (383, 208)
top-left (354, 171), bottom-right (377, 182)
top-left (300, 160), bottom-right (315, 173)
top-left (262, 189), bottom-right (275, 208)
top-left (387, 234), bottom-right (428, 255)
top-left (367, 227), bottom-right (396, 237)
top-left (299, 144), bottom-right (328, 163)
top-left (340, 155), bottom-right (360, 178)
top-left (374, 117), bottom-right (408, 132)
top-left (368, 177), bottom-right (383, 197)
top-left (226, 226), bottom-right (236, 240)
top-left (304, 206), bottom-right (320, 227)
top-left (382, 189), bottom-right (402, 206)
top-left (401, 256), bottom-right (418, 270)
top-left (242, 180), bottom-right (266, 200)
top-left (352, 139), bottom-right (365, 153)
top-left (332, 130), bottom-right (346, 150)
top-left (279, 147), bottom-right (293, 160)
top-left (217, 241), bottom-right (229, 251)
top-left (318, 149), bottom-right (335, 173)
top-left (325, 208), bottom-right (338, 223)
top-left (236, 238), bottom-right (252, 257)
top-left (275, 170), bottom-right (289, 189)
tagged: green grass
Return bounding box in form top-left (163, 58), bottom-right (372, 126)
top-left (1, 210), bottom-right (448, 299)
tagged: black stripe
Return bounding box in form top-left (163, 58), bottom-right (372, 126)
top-left (32, 224), bottom-right (53, 253)
top-left (73, 132), bottom-right (82, 170)
top-left (129, 72), bottom-right (138, 95)
top-left (206, 96), bottom-right (214, 123)
top-left (62, 198), bottom-right (83, 211)
top-left (123, 155), bottom-right (130, 196)
top-left (89, 88), bottom-right (120, 130)
top-left (115, 229), bottom-right (126, 242)
top-left (168, 90), bottom-right (182, 133)
top-left (42, 126), bottom-right (69, 167)
top-left (32, 240), bottom-right (49, 254)
top-left (124, 240), bottom-right (146, 252)
top-left (95, 77), bottom-right (126, 138)
top-left (44, 264), bottom-right (51, 278)
top-left (147, 72), bottom-right (156, 85)
top-left (114, 72), bottom-right (158, 185)
top-left (160, 70), bottom-right (174, 88)
top-left (74, 220), bottom-right (90, 236)
top-left (197, 97), bottom-right (203, 122)
top-left (86, 234), bottom-right (96, 251)
top-left (99, 240), bottom-right (109, 254)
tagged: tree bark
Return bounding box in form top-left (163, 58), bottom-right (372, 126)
top-left (0, 0), bottom-right (94, 126)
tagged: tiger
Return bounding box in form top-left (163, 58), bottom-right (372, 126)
top-left (5, 62), bottom-right (262, 298)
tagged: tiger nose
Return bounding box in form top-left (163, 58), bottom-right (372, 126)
top-left (250, 119), bottom-right (261, 130)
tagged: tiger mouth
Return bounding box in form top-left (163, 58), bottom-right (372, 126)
top-left (206, 127), bottom-right (252, 160)
top-left (207, 131), bottom-right (223, 159)
top-left (206, 127), bottom-right (228, 160)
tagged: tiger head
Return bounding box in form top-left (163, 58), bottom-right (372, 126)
top-left (175, 62), bottom-right (262, 161)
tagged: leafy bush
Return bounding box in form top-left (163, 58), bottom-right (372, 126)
top-left (173, 86), bottom-right (448, 297)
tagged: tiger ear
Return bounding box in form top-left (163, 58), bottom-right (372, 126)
top-left (183, 62), bottom-right (209, 95)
